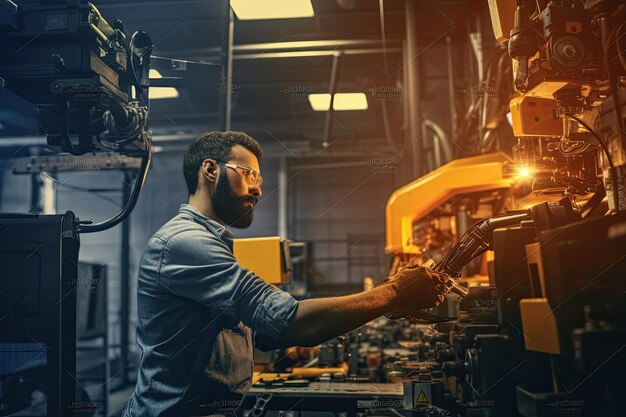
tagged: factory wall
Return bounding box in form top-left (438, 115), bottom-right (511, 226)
top-left (289, 162), bottom-right (397, 289)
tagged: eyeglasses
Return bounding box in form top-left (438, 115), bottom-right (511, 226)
top-left (219, 161), bottom-right (263, 188)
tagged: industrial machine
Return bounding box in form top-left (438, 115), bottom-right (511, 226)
top-left (377, 0), bottom-right (626, 416)
top-left (239, 2), bottom-right (625, 415)
top-left (0, 1), bottom-right (154, 415)
top-left (0, 0), bottom-right (154, 233)
top-left (233, 237), bottom-right (294, 285)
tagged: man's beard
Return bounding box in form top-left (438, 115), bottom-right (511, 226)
top-left (211, 173), bottom-right (257, 228)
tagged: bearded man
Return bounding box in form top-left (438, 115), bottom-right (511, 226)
top-left (122, 131), bottom-right (450, 417)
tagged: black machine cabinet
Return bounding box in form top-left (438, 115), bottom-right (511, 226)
top-left (538, 212), bottom-right (626, 356)
top-left (492, 225), bottom-right (536, 332)
top-left (0, 212), bottom-right (79, 417)
top-left (507, 212), bottom-right (626, 417)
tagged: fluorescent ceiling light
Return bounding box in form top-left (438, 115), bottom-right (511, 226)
top-left (135, 69), bottom-right (179, 100)
top-left (308, 93), bottom-right (369, 111)
top-left (147, 87), bottom-right (179, 100)
top-left (230, 0), bottom-right (314, 20)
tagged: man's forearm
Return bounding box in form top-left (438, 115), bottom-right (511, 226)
top-left (277, 284), bottom-right (397, 347)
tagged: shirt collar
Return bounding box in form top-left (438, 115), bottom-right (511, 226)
top-left (178, 203), bottom-right (234, 239)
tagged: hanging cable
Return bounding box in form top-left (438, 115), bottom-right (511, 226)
top-left (565, 114), bottom-right (615, 170)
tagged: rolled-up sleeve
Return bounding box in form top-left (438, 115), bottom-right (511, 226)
top-left (158, 229), bottom-right (299, 339)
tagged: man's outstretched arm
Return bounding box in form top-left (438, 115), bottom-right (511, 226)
top-left (257, 265), bottom-right (450, 349)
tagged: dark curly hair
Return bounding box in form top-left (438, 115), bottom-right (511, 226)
top-left (183, 131), bottom-right (262, 195)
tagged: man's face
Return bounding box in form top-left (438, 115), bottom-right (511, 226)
top-left (211, 145), bottom-right (262, 228)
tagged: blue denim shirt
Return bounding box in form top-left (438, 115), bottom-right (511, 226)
top-left (122, 204), bottom-right (299, 417)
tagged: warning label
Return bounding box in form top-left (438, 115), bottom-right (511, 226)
top-left (415, 390), bottom-right (430, 407)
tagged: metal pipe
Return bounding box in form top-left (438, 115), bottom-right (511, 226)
top-left (290, 179), bottom-right (298, 240)
top-left (379, 0), bottom-right (388, 73)
top-left (421, 122), bottom-right (431, 172)
top-left (233, 39), bottom-right (388, 52)
top-left (322, 53), bottom-right (341, 148)
top-left (100, 0), bottom-right (465, 10)
top-left (225, 7), bottom-right (234, 131)
top-left (405, 0), bottom-right (422, 178)
top-left (278, 157), bottom-right (287, 238)
top-left (446, 35), bottom-right (457, 139)
top-left (423, 119), bottom-right (453, 163)
top-left (150, 46), bottom-right (402, 69)
top-left (378, 0), bottom-right (397, 153)
top-left (430, 121), bottom-right (442, 169)
top-left (182, 39), bottom-right (394, 56)
top-left (401, 40), bottom-right (409, 185)
top-left (217, 3), bottom-right (234, 131)
top-left (0, 135), bottom-right (47, 147)
top-left (41, 172), bottom-right (56, 214)
top-left (289, 161), bottom-right (374, 170)
top-left (120, 170), bottom-right (131, 385)
top-left (233, 47), bottom-right (402, 60)
top-left (475, 13), bottom-right (486, 145)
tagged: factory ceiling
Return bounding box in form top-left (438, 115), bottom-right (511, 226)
top-left (102, 0), bottom-right (470, 158)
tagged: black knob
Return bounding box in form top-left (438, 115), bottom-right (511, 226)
top-left (50, 54), bottom-right (65, 71)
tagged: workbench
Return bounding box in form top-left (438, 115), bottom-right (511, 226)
top-left (241, 382), bottom-right (404, 417)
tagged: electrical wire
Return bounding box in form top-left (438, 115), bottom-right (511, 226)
top-left (423, 119), bottom-right (453, 163)
top-left (615, 21), bottom-right (626, 72)
top-left (129, 31), bottom-right (151, 111)
top-left (601, 15), bottom-right (626, 143)
top-left (129, 32), bottom-right (142, 89)
top-left (78, 131), bottom-right (152, 233)
top-left (559, 138), bottom-right (592, 155)
top-left (456, 47), bottom-right (512, 156)
top-left (102, 101), bottom-right (147, 144)
top-left (565, 114), bottom-right (615, 170)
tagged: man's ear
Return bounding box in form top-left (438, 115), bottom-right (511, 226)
top-left (202, 159), bottom-right (219, 184)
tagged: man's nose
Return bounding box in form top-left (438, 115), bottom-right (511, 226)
top-left (249, 184), bottom-right (262, 197)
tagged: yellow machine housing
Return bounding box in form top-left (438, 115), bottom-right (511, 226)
top-left (519, 298), bottom-right (561, 354)
top-left (509, 95), bottom-right (563, 137)
top-left (233, 237), bottom-right (293, 284)
top-left (519, 241), bottom-right (561, 354)
top-left (385, 152), bottom-right (516, 255)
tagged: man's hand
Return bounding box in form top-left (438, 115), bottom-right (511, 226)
top-left (387, 265), bottom-right (452, 310)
